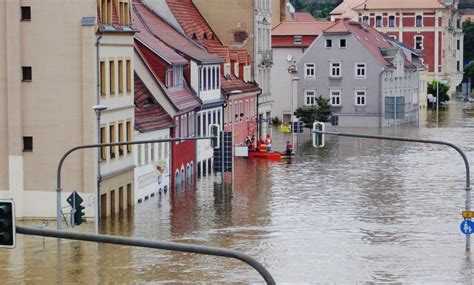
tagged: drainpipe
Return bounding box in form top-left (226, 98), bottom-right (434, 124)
top-left (256, 88), bottom-right (262, 141)
top-left (95, 33), bottom-right (102, 234)
top-left (96, 34), bottom-right (102, 105)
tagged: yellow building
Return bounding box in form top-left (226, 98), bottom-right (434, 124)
top-left (0, 0), bottom-right (135, 219)
top-left (191, 0), bottom-right (291, 138)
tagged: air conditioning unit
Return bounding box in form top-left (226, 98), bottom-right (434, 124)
top-left (262, 49), bottom-right (273, 65)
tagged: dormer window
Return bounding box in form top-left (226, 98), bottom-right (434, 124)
top-left (100, 0), bottom-right (112, 25)
top-left (119, 0), bottom-right (130, 26)
top-left (224, 63), bottom-right (231, 78)
top-left (234, 62), bottom-right (239, 78)
top-left (166, 65), bottom-right (184, 88)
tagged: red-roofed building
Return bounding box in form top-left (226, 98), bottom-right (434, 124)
top-left (134, 74), bottom-right (174, 201)
top-left (292, 12), bottom-right (316, 22)
top-left (133, 4), bottom-right (204, 188)
top-left (296, 21), bottom-right (420, 127)
top-left (140, 0), bottom-right (261, 154)
top-left (332, 0), bottom-right (464, 94)
top-left (271, 20), bottom-right (334, 122)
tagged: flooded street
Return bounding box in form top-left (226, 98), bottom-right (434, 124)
top-left (2, 101), bottom-right (474, 283)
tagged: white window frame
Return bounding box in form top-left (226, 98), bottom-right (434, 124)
top-left (355, 63), bottom-right (366, 79)
top-left (304, 63), bottom-right (315, 78)
top-left (415, 14), bottom-right (423, 27)
top-left (339, 39), bottom-right (346, 48)
top-left (304, 90), bottom-right (316, 106)
top-left (375, 15), bottom-right (382, 27)
top-left (388, 15), bottom-right (396, 27)
top-left (354, 90), bottom-right (367, 106)
top-left (329, 61), bottom-right (342, 78)
top-left (330, 89), bottom-right (341, 106)
top-left (325, 39), bottom-right (332, 48)
top-left (414, 35), bottom-right (423, 50)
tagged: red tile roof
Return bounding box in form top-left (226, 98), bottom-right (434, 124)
top-left (132, 6), bottom-right (188, 65)
top-left (165, 0), bottom-right (258, 93)
top-left (272, 21), bottom-right (334, 36)
top-left (132, 1), bottom-right (222, 64)
top-left (135, 40), bottom-right (201, 112)
top-left (292, 12), bottom-right (316, 22)
top-left (135, 74), bottom-right (174, 132)
top-left (353, 0), bottom-right (445, 10)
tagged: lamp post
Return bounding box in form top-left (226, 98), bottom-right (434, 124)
top-left (229, 90), bottom-right (242, 185)
top-left (92, 104), bottom-right (107, 234)
top-left (291, 76), bottom-right (300, 153)
top-left (435, 65), bottom-right (443, 126)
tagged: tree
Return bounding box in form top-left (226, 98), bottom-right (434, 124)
top-left (294, 96), bottom-right (332, 128)
top-left (427, 80), bottom-right (450, 103)
top-left (463, 20), bottom-right (474, 63)
top-left (289, 0), bottom-right (340, 20)
top-left (464, 61), bottom-right (474, 81)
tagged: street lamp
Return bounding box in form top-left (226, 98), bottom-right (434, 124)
top-left (291, 76), bottom-right (300, 153)
top-left (435, 65), bottom-right (443, 126)
top-left (228, 90), bottom-right (242, 185)
top-left (92, 104), bottom-right (107, 234)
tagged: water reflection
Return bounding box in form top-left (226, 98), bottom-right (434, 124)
top-left (1, 101), bottom-right (473, 283)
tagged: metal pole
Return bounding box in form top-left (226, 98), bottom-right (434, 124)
top-left (436, 79), bottom-right (439, 125)
top-left (56, 137), bottom-right (216, 231)
top-left (315, 130), bottom-right (471, 250)
top-left (231, 97), bottom-right (235, 185)
top-left (95, 111), bottom-right (101, 234)
top-left (221, 119), bottom-right (225, 184)
top-left (17, 225), bottom-right (276, 285)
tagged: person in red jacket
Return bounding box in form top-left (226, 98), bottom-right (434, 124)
top-left (285, 141), bottom-right (293, 156)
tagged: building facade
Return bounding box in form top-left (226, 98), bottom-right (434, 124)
top-left (0, 0), bottom-right (135, 219)
top-left (333, 0), bottom-right (464, 94)
top-left (271, 21), bottom-right (334, 123)
top-left (297, 21), bottom-right (420, 128)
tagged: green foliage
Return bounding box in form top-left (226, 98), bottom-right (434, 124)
top-left (289, 0), bottom-right (340, 19)
top-left (464, 61), bottom-right (474, 80)
top-left (427, 80), bottom-right (450, 102)
top-left (272, 116), bottom-right (281, 125)
top-left (294, 96), bottom-right (332, 127)
top-left (463, 20), bottom-right (474, 63)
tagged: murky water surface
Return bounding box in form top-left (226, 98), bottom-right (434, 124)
top-left (2, 102), bottom-right (474, 283)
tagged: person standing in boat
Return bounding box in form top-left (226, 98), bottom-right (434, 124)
top-left (265, 134), bottom-right (272, 152)
top-left (285, 141), bottom-right (293, 156)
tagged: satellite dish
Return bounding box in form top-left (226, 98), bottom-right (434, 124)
top-left (286, 54), bottom-right (293, 62)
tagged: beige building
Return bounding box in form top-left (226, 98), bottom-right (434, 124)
top-left (192, 0), bottom-right (291, 138)
top-left (0, 0), bottom-right (135, 219)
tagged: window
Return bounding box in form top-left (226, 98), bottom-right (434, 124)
top-left (126, 120), bottom-right (132, 153)
top-left (415, 15), bottom-right (422, 27)
top-left (414, 36), bottom-right (423, 50)
top-left (355, 90), bottom-right (366, 106)
top-left (389, 16), bottom-right (395, 27)
top-left (197, 114), bottom-right (201, 136)
top-left (294, 35), bottom-right (302, 45)
top-left (119, 1), bottom-right (129, 26)
top-left (305, 63), bottom-right (315, 78)
top-left (101, 0), bottom-right (112, 25)
top-left (325, 39), bottom-right (332, 48)
top-left (165, 69), bottom-right (172, 87)
top-left (118, 122), bottom-right (124, 156)
top-left (118, 60), bottom-right (124, 93)
top-left (457, 39), bottom-right (460, 50)
top-left (304, 90), bottom-right (316, 106)
top-left (339, 39), bottom-right (346, 48)
top-left (330, 62), bottom-right (342, 78)
top-left (457, 60), bottom-right (461, 71)
top-left (126, 60), bottom-right (132, 92)
top-left (330, 90), bottom-right (341, 106)
top-left (109, 124), bottom-right (116, 159)
top-left (355, 63), bottom-right (366, 79)
top-left (100, 61), bottom-right (106, 95)
top-left (363, 16), bottom-right (369, 24)
top-left (22, 66), bottom-right (32, 81)
top-left (234, 63), bottom-right (239, 78)
top-left (100, 127), bottom-right (106, 160)
top-left (376, 16), bottom-right (382, 27)
top-left (109, 60), bottom-right (115, 95)
top-left (21, 6), bottom-right (31, 21)
top-left (150, 143), bottom-right (155, 162)
top-left (23, 136), bottom-right (33, 152)
top-left (144, 143), bottom-right (149, 164)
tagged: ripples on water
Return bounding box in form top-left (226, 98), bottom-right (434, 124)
top-left (1, 102), bottom-right (474, 283)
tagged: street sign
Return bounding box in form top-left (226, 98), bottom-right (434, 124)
top-left (67, 191), bottom-right (83, 208)
top-left (462, 211), bottom-right (474, 218)
top-left (460, 220), bottom-right (474, 235)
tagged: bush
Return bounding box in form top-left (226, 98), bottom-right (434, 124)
top-left (294, 96), bottom-right (332, 128)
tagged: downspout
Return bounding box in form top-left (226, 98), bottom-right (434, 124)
top-left (95, 33), bottom-right (102, 230)
top-left (256, 88), bottom-right (262, 140)
top-left (96, 34), bottom-right (103, 105)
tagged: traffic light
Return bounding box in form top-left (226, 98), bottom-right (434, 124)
top-left (209, 124), bottom-right (220, 149)
top-left (0, 200), bottom-right (16, 249)
top-left (312, 122), bottom-right (325, 148)
top-left (67, 191), bottom-right (85, 226)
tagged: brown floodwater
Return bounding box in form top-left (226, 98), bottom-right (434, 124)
top-left (1, 101), bottom-right (474, 283)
